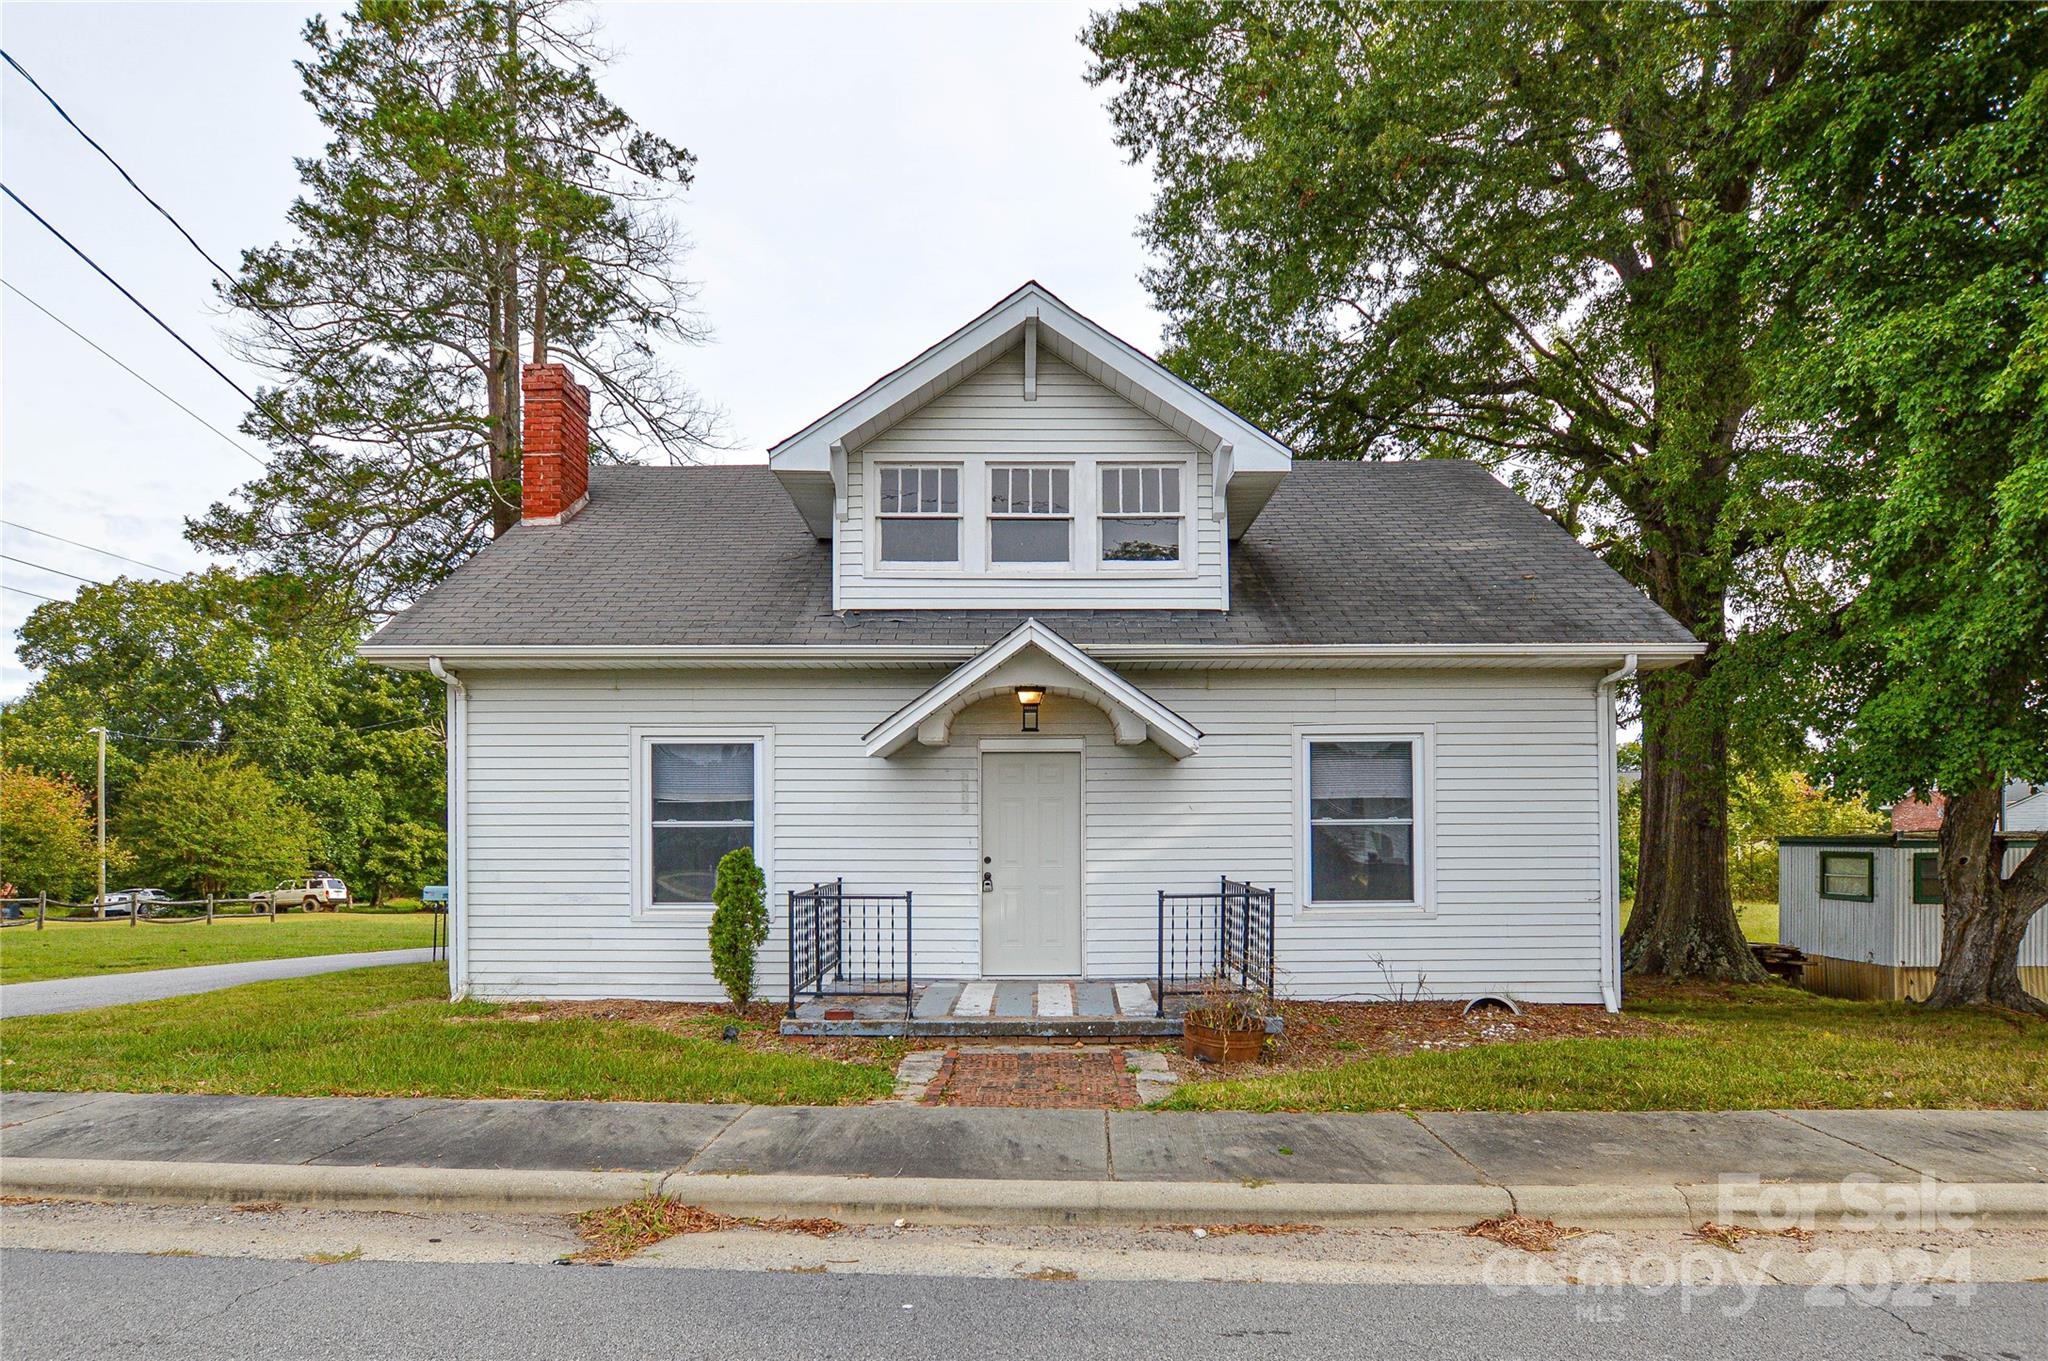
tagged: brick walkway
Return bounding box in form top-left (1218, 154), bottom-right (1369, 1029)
top-left (920, 1047), bottom-right (1139, 1109)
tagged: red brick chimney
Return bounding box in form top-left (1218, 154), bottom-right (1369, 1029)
top-left (521, 363), bottom-right (590, 524)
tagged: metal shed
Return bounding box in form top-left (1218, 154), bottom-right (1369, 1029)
top-left (1778, 834), bottom-right (2046, 1001)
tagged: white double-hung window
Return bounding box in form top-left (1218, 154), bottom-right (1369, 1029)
top-left (647, 741), bottom-right (757, 906)
top-left (876, 465), bottom-right (960, 564)
top-left (1305, 737), bottom-right (1422, 906)
top-left (1099, 464), bottom-right (1183, 564)
top-left (988, 465), bottom-right (1072, 565)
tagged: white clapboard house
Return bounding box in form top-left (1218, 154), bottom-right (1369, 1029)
top-left (362, 283), bottom-right (1700, 1033)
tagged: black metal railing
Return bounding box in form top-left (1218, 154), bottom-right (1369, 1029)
top-left (786, 879), bottom-right (914, 1017)
top-left (1156, 876), bottom-right (1276, 1015)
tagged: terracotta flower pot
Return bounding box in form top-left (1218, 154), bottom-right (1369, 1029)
top-left (1182, 1017), bottom-right (1263, 1064)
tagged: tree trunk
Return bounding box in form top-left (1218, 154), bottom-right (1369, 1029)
top-left (1922, 784), bottom-right (2048, 1013)
top-left (485, 275), bottom-right (518, 537)
top-left (487, 0), bottom-right (524, 537)
top-left (1622, 655), bottom-right (1768, 981)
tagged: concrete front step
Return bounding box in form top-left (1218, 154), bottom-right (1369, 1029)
top-left (783, 1013), bottom-right (1187, 1039)
top-left (783, 978), bottom-right (1177, 1039)
top-left (781, 979), bottom-right (1282, 1039)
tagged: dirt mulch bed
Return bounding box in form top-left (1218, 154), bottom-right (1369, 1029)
top-left (488, 998), bottom-right (901, 1064)
top-left (1160, 998), bottom-right (1667, 1084)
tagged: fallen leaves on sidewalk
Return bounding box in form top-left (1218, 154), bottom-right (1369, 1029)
top-left (1163, 1222), bottom-right (1324, 1238)
top-left (1464, 1215), bottom-right (1586, 1253)
top-left (1688, 1220), bottom-right (1816, 1252)
top-left (572, 1195), bottom-right (841, 1262)
top-left (231, 1201), bottom-right (284, 1214)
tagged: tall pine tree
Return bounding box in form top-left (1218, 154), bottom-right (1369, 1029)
top-left (196, 0), bottom-right (716, 612)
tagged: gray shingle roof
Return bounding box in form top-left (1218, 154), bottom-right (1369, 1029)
top-left (363, 461), bottom-right (1695, 652)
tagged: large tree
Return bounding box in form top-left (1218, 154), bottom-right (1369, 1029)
top-left (1086, 0), bottom-right (1831, 978)
top-left (0, 767), bottom-right (99, 900)
top-left (1757, 3), bottom-right (2048, 1010)
top-left (5, 572), bottom-right (445, 901)
top-left (194, 0), bottom-right (717, 613)
top-left (120, 753), bottom-right (319, 898)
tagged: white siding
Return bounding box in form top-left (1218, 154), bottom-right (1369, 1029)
top-left (838, 347), bottom-right (1226, 610)
top-left (454, 665), bottom-right (1612, 1005)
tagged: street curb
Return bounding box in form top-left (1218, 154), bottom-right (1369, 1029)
top-left (0, 1158), bottom-right (659, 1214)
top-left (651, 1173), bottom-right (1514, 1228)
top-left (1505, 1183), bottom-right (1695, 1230)
top-left (4, 1158), bottom-right (2044, 1231)
top-left (1678, 1178), bottom-right (2048, 1231)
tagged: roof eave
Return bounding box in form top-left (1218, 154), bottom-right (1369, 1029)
top-left (359, 638), bottom-right (1706, 671)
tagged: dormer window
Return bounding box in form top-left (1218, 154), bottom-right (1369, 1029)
top-left (877, 464), bottom-right (960, 563)
top-left (1100, 464), bottom-right (1182, 564)
top-left (989, 465), bottom-right (1072, 565)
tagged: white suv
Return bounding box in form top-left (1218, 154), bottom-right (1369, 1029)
top-left (253, 877), bottom-right (351, 911)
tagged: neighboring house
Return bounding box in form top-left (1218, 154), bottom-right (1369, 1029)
top-left (2005, 781), bottom-right (2048, 834)
top-left (362, 282), bottom-right (1701, 1018)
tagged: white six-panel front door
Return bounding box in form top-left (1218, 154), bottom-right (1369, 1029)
top-left (980, 751), bottom-right (1082, 976)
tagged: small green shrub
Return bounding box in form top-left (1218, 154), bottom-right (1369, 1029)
top-left (708, 847), bottom-right (769, 1011)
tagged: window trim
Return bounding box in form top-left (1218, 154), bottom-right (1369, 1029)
top-left (1294, 727), bottom-right (1435, 915)
top-left (1910, 850), bottom-right (1943, 905)
top-left (1096, 461), bottom-right (1187, 570)
top-left (873, 462), bottom-right (963, 568)
top-left (986, 462), bottom-right (1074, 569)
top-left (1817, 849), bottom-right (1876, 903)
top-left (630, 727), bottom-right (773, 917)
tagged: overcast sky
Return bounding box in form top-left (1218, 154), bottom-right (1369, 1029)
top-left (0, 1), bottom-right (1161, 697)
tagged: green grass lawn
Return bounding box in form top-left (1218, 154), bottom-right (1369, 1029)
top-left (1619, 897), bottom-right (1779, 944)
top-left (0, 963), bottom-right (893, 1105)
top-left (0, 911), bottom-right (437, 985)
top-left (1168, 981), bottom-right (2048, 1113)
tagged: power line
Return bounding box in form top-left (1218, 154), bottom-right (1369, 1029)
top-left (0, 520), bottom-right (185, 576)
top-left (0, 50), bottom-right (241, 287)
top-left (0, 554), bottom-right (108, 586)
top-left (102, 718), bottom-right (434, 747)
top-left (1, 183), bottom-right (360, 500)
top-left (1, 181), bottom-right (258, 406)
top-left (2, 583), bottom-right (64, 604)
top-left (0, 280), bottom-right (268, 469)
top-left (1, 47), bottom-right (319, 373)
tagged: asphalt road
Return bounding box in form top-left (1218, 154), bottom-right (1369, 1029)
top-left (0, 949), bottom-right (436, 1017)
top-left (2, 1250), bottom-right (2040, 1361)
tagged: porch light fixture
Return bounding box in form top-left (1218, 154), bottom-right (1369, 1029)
top-left (1015, 685), bottom-right (1045, 732)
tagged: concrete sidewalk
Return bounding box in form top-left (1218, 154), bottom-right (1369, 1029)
top-left (3, 1091), bottom-right (2044, 1229)
top-left (0, 950), bottom-right (436, 1018)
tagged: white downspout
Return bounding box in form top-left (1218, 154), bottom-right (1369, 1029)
top-left (1595, 653), bottom-right (1639, 1012)
top-left (428, 657), bottom-right (470, 1001)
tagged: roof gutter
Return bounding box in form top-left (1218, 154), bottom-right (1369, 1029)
top-left (426, 655), bottom-right (465, 695)
top-left (361, 640), bottom-right (1706, 670)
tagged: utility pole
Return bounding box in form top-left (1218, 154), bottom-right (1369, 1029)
top-left (87, 725), bottom-right (107, 916)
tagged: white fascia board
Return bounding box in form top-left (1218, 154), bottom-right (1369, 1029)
top-left (766, 282), bottom-right (1293, 475)
top-left (357, 638), bottom-right (1706, 671)
top-left (860, 618), bottom-right (1202, 759)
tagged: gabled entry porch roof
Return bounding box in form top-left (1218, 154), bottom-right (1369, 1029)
top-left (862, 618), bottom-right (1202, 760)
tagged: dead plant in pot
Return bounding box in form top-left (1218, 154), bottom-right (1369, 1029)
top-left (1180, 980), bottom-right (1273, 1064)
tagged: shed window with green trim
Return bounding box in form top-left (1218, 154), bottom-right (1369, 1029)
top-left (1819, 850), bottom-right (1876, 902)
top-left (1912, 851), bottom-right (1943, 904)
